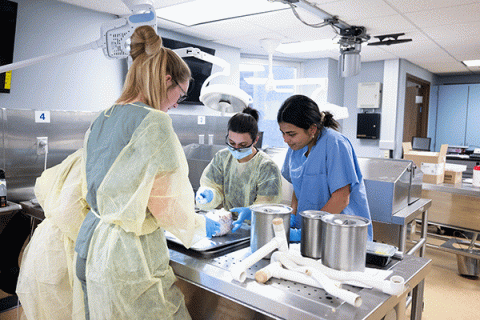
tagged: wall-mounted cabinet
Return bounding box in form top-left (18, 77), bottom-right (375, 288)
top-left (435, 84), bottom-right (480, 150)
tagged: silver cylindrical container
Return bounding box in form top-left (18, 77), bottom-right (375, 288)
top-left (321, 214), bottom-right (370, 272)
top-left (299, 210), bottom-right (331, 259)
top-left (250, 204), bottom-right (292, 258)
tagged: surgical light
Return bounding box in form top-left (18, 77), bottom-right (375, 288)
top-left (174, 47), bottom-right (252, 115)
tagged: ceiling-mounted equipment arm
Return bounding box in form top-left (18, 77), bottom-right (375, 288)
top-left (173, 47), bottom-right (231, 91)
top-left (173, 47), bottom-right (251, 115)
top-left (0, 3), bottom-right (156, 74)
top-left (273, 0), bottom-right (351, 30)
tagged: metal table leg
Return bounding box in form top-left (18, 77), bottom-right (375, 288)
top-left (410, 279), bottom-right (425, 320)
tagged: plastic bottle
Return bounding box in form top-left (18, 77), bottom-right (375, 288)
top-left (0, 169), bottom-right (6, 207)
top-left (473, 165), bottom-right (480, 188)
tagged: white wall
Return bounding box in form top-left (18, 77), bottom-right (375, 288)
top-left (342, 60), bottom-right (385, 158)
top-left (0, 0), bottom-right (125, 112)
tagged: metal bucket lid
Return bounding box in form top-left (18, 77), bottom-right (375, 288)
top-left (321, 214), bottom-right (370, 227)
top-left (250, 204), bottom-right (292, 214)
top-left (299, 210), bottom-right (330, 219)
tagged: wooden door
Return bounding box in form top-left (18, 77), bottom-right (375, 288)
top-left (403, 86), bottom-right (420, 143)
top-left (403, 74), bottom-right (430, 146)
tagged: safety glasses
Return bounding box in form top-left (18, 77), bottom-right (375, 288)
top-left (174, 79), bottom-right (188, 104)
top-left (225, 134), bottom-right (254, 151)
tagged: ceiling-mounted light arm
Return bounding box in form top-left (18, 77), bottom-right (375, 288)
top-left (174, 47), bottom-right (251, 114)
top-left (0, 2), bottom-right (156, 74)
top-left (173, 47), bottom-right (231, 92)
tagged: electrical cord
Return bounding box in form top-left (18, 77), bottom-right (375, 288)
top-left (288, 2), bottom-right (331, 28)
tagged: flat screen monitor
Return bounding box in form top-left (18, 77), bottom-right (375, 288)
top-left (162, 38), bottom-right (215, 105)
top-left (411, 137), bottom-right (431, 151)
top-left (0, 0), bottom-right (18, 94)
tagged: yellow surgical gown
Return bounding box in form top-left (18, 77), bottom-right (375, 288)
top-left (197, 149), bottom-right (282, 211)
top-left (16, 149), bottom-right (89, 320)
top-left (76, 103), bottom-right (205, 319)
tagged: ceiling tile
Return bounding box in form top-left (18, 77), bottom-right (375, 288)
top-left (422, 22), bottom-right (480, 45)
top-left (55, 0), bottom-right (480, 75)
top-left (412, 60), bottom-right (470, 74)
top-left (350, 14), bottom-right (417, 36)
top-left (385, 0), bottom-right (479, 14)
top-left (318, 0), bottom-right (399, 21)
top-left (186, 18), bottom-right (272, 42)
top-left (243, 10), bottom-right (337, 42)
top-left (442, 43), bottom-right (480, 61)
top-left (404, 3), bottom-right (480, 28)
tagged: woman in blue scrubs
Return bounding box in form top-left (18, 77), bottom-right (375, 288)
top-left (277, 95), bottom-right (373, 242)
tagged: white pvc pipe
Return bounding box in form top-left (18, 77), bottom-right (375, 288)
top-left (258, 256), bottom-right (362, 307)
top-left (231, 237), bottom-right (280, 283)
top-left (272, 218), bottom-right (288, 252)
top-left (230, 218), bottom-right (289, 283)
top-left (310, 270), bottom-right (362, 308)
top-left (273, 251), bottom-right (406, 296)
top-left (255, 262), bottom-right (321, 287)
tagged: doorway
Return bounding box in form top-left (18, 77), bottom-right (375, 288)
top-left (403, 74), bottom-right (431, 147)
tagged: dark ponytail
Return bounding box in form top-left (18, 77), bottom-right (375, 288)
top-left (228, 107), bottom-right (259, 141)
top-left (322, 111), bottom-right (339, 131)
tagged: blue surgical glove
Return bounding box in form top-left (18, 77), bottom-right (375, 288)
top-left (290, 228), bottom-right (301, 243)
top-left (205, 216), bottom-right (220, 238)
top-left (290, 214), bottom-right (296, 228)
top-left (196, 187), bottom-right (214, 205)
top-left (230, 207), bottom-right (252, 233)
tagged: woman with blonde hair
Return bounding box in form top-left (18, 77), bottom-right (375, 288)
top-left (74, 25), bottom-right (219, 320)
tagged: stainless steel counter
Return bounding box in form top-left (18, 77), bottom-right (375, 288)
top-left (168, 245), bottom-right (432, 320)
top-left (422, 182), bottom-right (480, 198)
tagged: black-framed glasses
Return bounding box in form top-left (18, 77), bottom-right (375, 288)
top-left (174, 79), bottom-right (188, 104)
top-left (225, 134), bottom-right (254, 151)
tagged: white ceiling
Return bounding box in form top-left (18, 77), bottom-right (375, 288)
top-left (59, 0), bottom-right (480, 75)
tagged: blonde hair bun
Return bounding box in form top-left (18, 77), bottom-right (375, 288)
top-left (130, 26), bottom-right (162, 60)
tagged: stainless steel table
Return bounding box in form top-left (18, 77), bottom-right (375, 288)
top-left (169, 245), bottom-right (432, 320)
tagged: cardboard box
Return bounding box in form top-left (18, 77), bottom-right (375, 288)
top-left (443, 163), bottom-right (467, 184)
top-left (444, 170), bottom-right (462, 184)
top-left (402, 143), bottom-right (448, 184)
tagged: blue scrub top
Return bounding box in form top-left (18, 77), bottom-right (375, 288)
top-left (282, 128), bottom-right (373, 241)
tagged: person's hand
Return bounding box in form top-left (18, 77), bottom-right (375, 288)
top-left (196, 187), bottom-right (214, 205)
top-left (289, 228), bottom-right (301, 243)
top-left (205, 216), bottom-right (220, 238)
top-left (230, 207), bottom-right (252, 233)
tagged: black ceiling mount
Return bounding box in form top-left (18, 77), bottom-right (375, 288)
top-left (368, 33), bottom-right (413, 46)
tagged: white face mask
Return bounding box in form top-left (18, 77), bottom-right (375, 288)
top-left (227, 146), bottom-right (253, 160)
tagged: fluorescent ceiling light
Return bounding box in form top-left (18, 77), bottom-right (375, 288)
top-left (239, 64), bottom-right (265, 72)
top-left (276, 39), bottom-right (339, 53)
top-left (157, 0), bottom-right (289, 26)
top-left (463, 59), bottom-right (480, 67)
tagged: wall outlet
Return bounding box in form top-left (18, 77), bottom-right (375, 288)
top-left (36, 137), bottom-right (48, 155)
top-left (383, 150), bottom-right (390, 158)
top-left (198, 116), bottom-right (206, 125)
